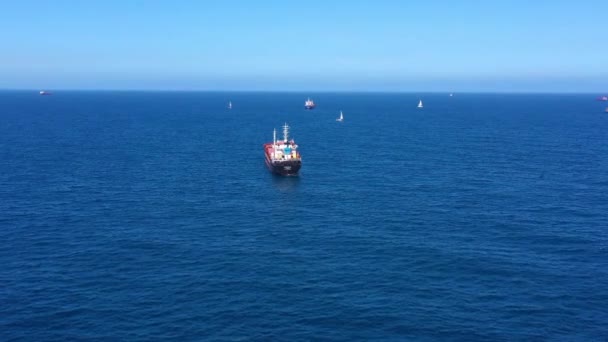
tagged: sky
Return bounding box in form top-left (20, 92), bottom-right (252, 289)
top-left (1, 0), bottom-right (606, 92)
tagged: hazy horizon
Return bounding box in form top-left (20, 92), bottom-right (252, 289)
top-left (1, 88), bottom-right (606, 94)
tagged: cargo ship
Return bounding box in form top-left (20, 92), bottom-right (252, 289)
top-left (264, 123), bottom-right (302, 176)
top-left (304, 98), bottom-right (316, 110)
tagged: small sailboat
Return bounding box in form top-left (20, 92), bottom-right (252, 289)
top-left (449, 93), bottom-right (453, 97)
top-left (417, 99), bottom-right (423, 108)
top-left (336, 111), bottom-right (344, 122)
top-left (227, 101), bottom-right (232, 109)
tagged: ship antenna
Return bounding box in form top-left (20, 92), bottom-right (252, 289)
top-left (283, 123), bottom-right (289, 142)
top-left (273, 128), bottom-right (276, 146)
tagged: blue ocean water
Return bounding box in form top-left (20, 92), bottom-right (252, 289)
top-left (1, 91), bottom-right (607, 340)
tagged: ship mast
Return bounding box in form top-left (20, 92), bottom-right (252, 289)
top-left (282, 123), bottom-right (289, 142)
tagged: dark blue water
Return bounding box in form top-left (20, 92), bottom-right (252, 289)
top-left (1, 91), bottom-right (607, 340)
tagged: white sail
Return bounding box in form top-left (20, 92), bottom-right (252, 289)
top-left (228, 101), bottom-right (232, 109)
top-left (417, 100), bottom-right (423, 108)
top-left (336, 111), bottom-right (344, 121)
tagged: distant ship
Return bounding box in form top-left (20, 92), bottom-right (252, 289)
top-left (417, 100), bottom-right (423, 108)
top-left (228, 101), bottom-right (232, 109)
top-left (304, 98), bottom-right (316, 110)
top-left (39, 91), bottom-right (52, 96)
top-left (449, 93), bottom-right (454, 97)
top-left (264, 123), bottom-right (302, 176)
top-left (605, 107), bottom-right (608, 113)
top-left (336, 111), bottom-right (344, 122)
top-left (598, 96), bottom-right (608, 101)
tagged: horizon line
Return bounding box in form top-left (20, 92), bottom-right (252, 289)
top-left (1, 88), bottom-right (606, 95)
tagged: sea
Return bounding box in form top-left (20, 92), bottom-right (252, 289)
top-left (1, 91), bottom-right (607, 341)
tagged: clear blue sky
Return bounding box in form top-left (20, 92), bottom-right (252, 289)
top-left (1, 0), bottom-right (606, 92)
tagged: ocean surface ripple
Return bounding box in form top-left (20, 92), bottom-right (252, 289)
top-left (1, 91), bottom-right (607, 340)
